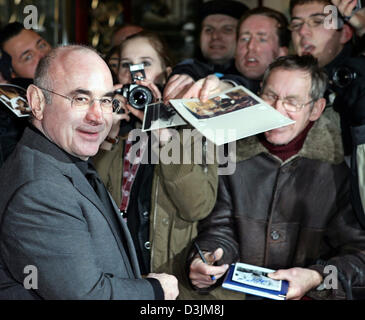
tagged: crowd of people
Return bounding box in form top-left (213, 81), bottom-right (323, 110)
top-left (0, 0), bottom-right (365, 300)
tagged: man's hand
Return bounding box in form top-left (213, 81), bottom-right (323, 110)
top-left (164, 74), bottom-right (234, 103)
top-left (189, 248), bottom-right (230, 289)
top-left (268, 268), bottom-right (323, 300)
top-left (163, 74), bottom-right (195, 101)
top-left (180, 75), bottom-right (234, 103)
top-left (332, 0), bottom-right (365, 36)
top-left (147, 273), bottom-right (179, 300)
top-left (108, 110), bottom-right (130, 137)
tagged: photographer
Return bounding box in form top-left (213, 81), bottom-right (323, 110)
top-left (290, 0), bottom-right (365, 231)
top-left (331, 0), bottom-right (365, 227)
top-left (332, 0), bottom-right (365, 54)
top-left (290, 0), bottom-right (365, 156)
top-left (92, 31), bottom-right (219, 300)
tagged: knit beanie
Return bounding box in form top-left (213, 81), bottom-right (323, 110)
top-left (199, 0), bottom-right (249, 21)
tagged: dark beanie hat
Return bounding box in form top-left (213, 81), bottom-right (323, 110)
top-left (199, 0), bottom-right (249, 21)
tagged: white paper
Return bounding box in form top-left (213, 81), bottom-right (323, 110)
top-left (170, 86), bottom-right (295, 146)
top-left (232, 262), bottom-right (282, 291)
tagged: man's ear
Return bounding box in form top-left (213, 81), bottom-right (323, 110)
top-left (309, 98), bottom-right (326, 121)
top-left (340, 23), bottom-right (353, 45)
top-left (27, 84), bottom-right (46, 120)
top-left (278, 46), bottom-right (289, 58)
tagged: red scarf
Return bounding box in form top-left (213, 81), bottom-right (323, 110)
top-left (259, 122), bottom-right (314, 162)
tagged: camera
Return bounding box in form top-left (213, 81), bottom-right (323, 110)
top-left (115, 63), bottom-right (153, 110)
top-left (332, 66), bottom-right (358, 88)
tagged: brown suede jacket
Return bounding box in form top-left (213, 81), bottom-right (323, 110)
top-left (192, 114), bottom-right (365, 299)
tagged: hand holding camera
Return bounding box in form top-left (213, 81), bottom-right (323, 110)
top-left (332, 0), bottom-right (365, 36)
top-left (113, 63), bottom-right (162, 112)
top-left (110, 63), bottom-right (167, 137)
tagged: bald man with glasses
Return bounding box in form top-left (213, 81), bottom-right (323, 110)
top-left (0, 45), bottom-right (179, 300)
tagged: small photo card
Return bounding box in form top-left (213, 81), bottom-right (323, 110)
top-left (232, 263), bottom-right (282, 291)
top-left (0, 84), bottom-right (31, 117)
top-left (183, 87), bottom-right (259, 120)
top-left (142, 101), bottom-right (186, 132)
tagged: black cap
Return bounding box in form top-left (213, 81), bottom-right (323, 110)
top-left (199, 0), bottom-right (249, 21)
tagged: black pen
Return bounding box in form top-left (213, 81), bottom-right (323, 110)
top-left (194, 242), bottom-right (216, 281)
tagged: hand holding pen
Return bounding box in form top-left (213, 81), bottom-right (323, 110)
top-left (189, 245), bottom-right (230, 288)
top-left (194, 242), bottom-right (217, 280)
top-left (190, 244), bottom-right (229, 289)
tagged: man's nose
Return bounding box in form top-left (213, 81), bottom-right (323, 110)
top-left (272, 98), bottom-right (287, 115)
top-left (211, 29), bottom-right (221, 40)
top-left (85, 100), bottom-right (104, 123)
top-left (34, 50), bottom-right (48, 66)
top-left (247, 38), bottom-right (256, 51)
top-left (298, 22), bottom-right (311, 37)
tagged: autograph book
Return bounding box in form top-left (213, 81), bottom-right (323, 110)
top-left (169, 86), bottom-right (295, 146)
top-left (222, 263), bottom-right (289, 300)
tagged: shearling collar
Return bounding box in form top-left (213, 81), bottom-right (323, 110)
top-left (235, 111), bottom-right (344, 165)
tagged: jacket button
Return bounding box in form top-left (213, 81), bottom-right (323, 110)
top-left (142, 211), bottom-right (149, 219)
top-left (144, 241), bottom-right (151, 250)
top-left (271, 230), bottom-right (280, 241)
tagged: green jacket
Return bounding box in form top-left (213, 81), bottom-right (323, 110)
top-left (93, 132), bottom-right (221, 299)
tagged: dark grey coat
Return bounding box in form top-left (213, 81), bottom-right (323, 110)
top-left (0, 127), bottom-right (158, 300)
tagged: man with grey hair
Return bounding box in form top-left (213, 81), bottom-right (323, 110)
top-left (0, 44), bottom-right (179, 300)
top-left (188, 55), bottom-right (365, 300)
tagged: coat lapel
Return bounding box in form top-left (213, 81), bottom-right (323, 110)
top-left (69, 167), bottom-right (140, 278)
top-left (20, 127), bottom-right (140, 278)
top-left (110, 199), bottom-right (142, 278)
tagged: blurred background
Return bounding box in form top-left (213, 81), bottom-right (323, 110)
top-left (0, 0), bottom-right (291, 61)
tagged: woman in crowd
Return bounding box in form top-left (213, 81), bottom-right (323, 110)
top-left (93, 31), bottom-right (220, 299)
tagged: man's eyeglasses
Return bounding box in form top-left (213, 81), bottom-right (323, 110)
top-left (37, 86), bottom-right (118, 113)
top-left (289, 14), bottom-right (327, 32)
top-left (261, 92), bottom-right (315, 113)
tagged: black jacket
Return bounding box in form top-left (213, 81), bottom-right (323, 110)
top-left (169, 58), bottom-right (261, 94)
top-left (325, 44), bottom-right (365, 230)
top-left (325, 43), bottom-right (365, 155)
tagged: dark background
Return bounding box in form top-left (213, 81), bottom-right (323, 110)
top-left (0, 0), bottom-right (267, 62)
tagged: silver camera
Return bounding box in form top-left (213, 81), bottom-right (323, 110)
top-left (115, 63), bottom-right (153, 110)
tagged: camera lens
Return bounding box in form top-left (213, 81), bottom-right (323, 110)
top-left (129, 86), bottom-right (153, 110)
top-left (332, 66), bottom-right (357, 88)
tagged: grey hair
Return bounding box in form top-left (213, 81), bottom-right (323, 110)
top-left (261, 55), bottom-right (328, 103)
top-left (33, 44), bottom-right (100, 104)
